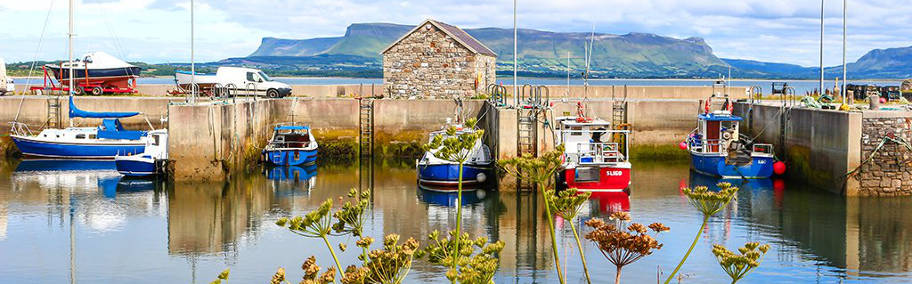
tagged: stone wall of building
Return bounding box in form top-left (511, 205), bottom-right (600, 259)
top-left (856, 114), bottom-right (912, 196)
top-left (382, 24), bottom-right (495, 99)
top-left (474, 54), bottom-right (496, 94)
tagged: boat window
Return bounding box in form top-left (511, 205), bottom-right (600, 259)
top-left (75, 134), bottom-right (85, 139)
top-left (152, 135), bottom-right (160, 146)
top-left (88, 134), bottom-right (96, 139)
top-left (246, 72), bottom-right (256, 82)
top-left (570, 126), bottom-right (582, 136)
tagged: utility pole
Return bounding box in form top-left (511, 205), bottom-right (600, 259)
top-left (190, 0), bottom-right (196, 104)
top-left (820, 0), bottom-right (825, 96)
top-left (513, 0), bottom-right (518, 106)
top-left (842, 0), bottom-right (847, 100)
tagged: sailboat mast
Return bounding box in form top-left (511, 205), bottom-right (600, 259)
top-left (68, 0), bottom-right (74, 127)
top-left (190, 0), bottom-right (196, 104)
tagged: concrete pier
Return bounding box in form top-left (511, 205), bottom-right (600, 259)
top-left (735, 102), bottom-right (912, 196)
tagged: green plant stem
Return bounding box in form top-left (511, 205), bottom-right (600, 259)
top-left (451, 162), bottom-right (465, 273)
top-left (568, 220), bottom-right (591, 284)
top-left (664, 215), bottom-right (709, 284)
top-left (322, 235), bottom-right (344, 281)
top-left (540, 184), bottom-right (566, 284)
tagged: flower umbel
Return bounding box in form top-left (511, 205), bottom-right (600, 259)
top-left (712, 242), bottom-right (771, 283)
top-left (585, 215), bottom-right (668, 284)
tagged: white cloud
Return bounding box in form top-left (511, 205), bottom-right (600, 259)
top-left (0, 0), bottom-right (910, 66)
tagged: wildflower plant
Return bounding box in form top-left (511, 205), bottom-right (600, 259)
top-left (343, 234), bottom-right (422, 284)
top-left (276, 188), bottom-right (374, 281)
top-left (422, 230), bottom-right (505, 284)
top-left (712, 242), bottom-right (770, 283)
top-left (498, 145), bottom-right (568, 284)
top-left (664, 183), bottom-right (739, 284)
top-left (422, 117), bottom-right (484, 270)
top-left (546, 188), bottom-right (593, 283)
top-left (585, 212), bottom-right (669, 284)
top-left (209, 268), bottom-right (230, 284)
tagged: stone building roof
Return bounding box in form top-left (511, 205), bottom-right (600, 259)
top-left (381, 19), bottom-right (497, 57)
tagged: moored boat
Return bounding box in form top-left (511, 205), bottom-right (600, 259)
top-left (416, 124), bottom-right (494, 188)
top-left (115, 129), bottom-right (168, 177)
top-left (45, 51), bottom-right (140, 93)
top-left (10, 96), bottom-right (157, 159)
top-left (262, 124), bottom-right (318, 166)
top-left (554, 113), bottom-right (632, 193)
top-left (685, 95), bottom-right (776, 179)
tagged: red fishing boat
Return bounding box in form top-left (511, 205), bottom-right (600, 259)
top-left (554, 104), bottom-right (632, 194)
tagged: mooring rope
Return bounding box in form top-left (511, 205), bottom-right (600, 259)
top-left (844, 136), bottom-right (912, 178)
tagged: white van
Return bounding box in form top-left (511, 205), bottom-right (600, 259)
top-left (175, 66), bottom-right (291, 98)
top-left (0, 58), bottom-right (13, 95)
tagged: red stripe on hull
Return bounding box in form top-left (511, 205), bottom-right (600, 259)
top-left (564, 166), bottom-right (630, 192)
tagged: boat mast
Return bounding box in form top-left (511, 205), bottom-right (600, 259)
top-left (190, 0), bottom-right (196, 104)
top-left (68, 0), bottom-right (74, 127)
top-left (819, 0), bottom-right (825, 96)
top-left (512, 0), bottom-right (517, 106)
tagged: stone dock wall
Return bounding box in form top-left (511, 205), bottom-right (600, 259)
top-left (734, 102), bottom-right (863, 196)
top-left (854, 111), bottom-right (912, 196)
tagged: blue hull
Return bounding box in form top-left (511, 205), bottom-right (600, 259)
top-left (263, 149), bottom-right (317, 166)
top-left (12, 137), bottom-right (144, 158)
top-left (115, 158), bottom-right (157, 177)
top-left (690, 153), bottom-right (774, 178)
top-left (417, 184), bottom-right (486, 206)
top-left (689, 170), bottom-right (773, 192)
top-left (266, 164), bottom-right (318, 181)
top-left (417, 163), bottom-right (493, 185)
top-left (15, 159), bottom-right (116, 172)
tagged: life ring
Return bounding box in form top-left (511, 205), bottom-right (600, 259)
top-left (704, 97), bottom-right (712, 114)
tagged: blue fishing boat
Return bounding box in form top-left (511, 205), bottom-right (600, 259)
top-left (10, 96), bottom-right (158, 159)
top-left (262, 124), bottom-right (318, 166)
top-left (115, 129), bottom-right (168, 177)
top-left (685, 100), bottom-right (775, 179)
top-left (416, 125), bottom-right (493, 188)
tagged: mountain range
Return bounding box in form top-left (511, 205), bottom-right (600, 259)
top-left (233, 22), bottom-right (912, 79)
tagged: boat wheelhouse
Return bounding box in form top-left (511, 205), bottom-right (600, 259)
top-left (114, 129), bottom-right (168, 177)
top-left (10, 97), bottom-right (156, 159)
top-left (554, 116), bottom-right (632, 193)
top-left (686, 110), bottom-right (775, 178)
top-left (262, 124), bottom-right (318, 166)
top-left (416, 125), bottom-right (494, 188)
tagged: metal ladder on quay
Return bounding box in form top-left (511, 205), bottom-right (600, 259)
top-left (46, 91), bottom-right (62, 129)
top-left (358, 98), bottom-right (374, 158)
top-left (515, 85), bottom-right (549, 192)
top-left (611, 85), bottom-right (629, 154)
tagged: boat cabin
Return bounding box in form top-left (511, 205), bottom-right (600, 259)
top-left (691, 111), bottom-right (742, 154)
top-left (269, 125), bottom-right (314, 149)
top-left (555, 117), bottom-right (629, 165)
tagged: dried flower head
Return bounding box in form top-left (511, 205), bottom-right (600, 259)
top-left (585, 215), bottom-right (668, 281)
top-left (712, 242), bottom-right (771, 283)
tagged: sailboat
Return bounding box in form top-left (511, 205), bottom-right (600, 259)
top-left (9, 0), bottom-right (163, 159)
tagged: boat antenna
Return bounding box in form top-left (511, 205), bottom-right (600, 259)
top-left (584, 24), bottom-right (594, 100)
top-left (512, 0), bottom-right (518, 107)
top-left (68, 0), bottom-right (75, 127)
top-left (566, 51), bottom-right (570, 100)
top-left (190, 0), bottom-right (196, 104)
top-left (841, 0), bottom-right (847, 101)
top-left (819, 0), bottom-right (825, 97)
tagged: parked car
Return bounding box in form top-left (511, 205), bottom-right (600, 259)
top-left (0, 57), bottom-right (12, 95)
top-left (175, 67), bottom-right (291, 98)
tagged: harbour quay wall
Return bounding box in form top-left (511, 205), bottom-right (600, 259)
top-left (734, 102), bottom-right (863, 196)
top-left (128, 84), bottom-right (747, 100)
top-left (854, 111), bottom-right (912, 196)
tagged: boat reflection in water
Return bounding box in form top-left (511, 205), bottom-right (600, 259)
top-left (585, 191), bottom-right (631, 214)
top-left (416, 183), bottom-right (488, 207)
top-left (688, 169), bottom-right (775, 192)
top-left (13, 159), bottom-right (161, 198)
top-left (264, 164), bottom-right (318, 194)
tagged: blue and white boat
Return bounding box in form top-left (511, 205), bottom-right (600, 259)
top-left (114, 129), bottom-right (168, 177)
top-left (686, 108), bottom-right (775, 179)
top-left (416, 124), bottom-right (493, 188)
top-left (10, 96), bottom-right (158, 159)
top-left (262, 124), bottom-right (318, 166)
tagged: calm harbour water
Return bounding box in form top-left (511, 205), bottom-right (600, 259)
top-left (0, 159), bottom-right (910, 283)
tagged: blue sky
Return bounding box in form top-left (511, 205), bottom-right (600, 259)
top-left (1, 0), bottom-right (910, 66)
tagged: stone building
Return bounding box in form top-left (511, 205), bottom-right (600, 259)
top-left (381, 19), bottom-right (497, 99)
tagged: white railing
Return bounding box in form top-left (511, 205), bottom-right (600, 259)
top-left (9, 122), bottom-right (33, 136)
top-left (573, 142), bottom-right (625, 163)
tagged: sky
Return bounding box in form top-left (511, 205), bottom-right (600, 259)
top-left (1, 0), bottom-right (910, 67)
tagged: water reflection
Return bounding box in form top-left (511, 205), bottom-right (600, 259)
top-left (1, 159), bottom-right (911, 282)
